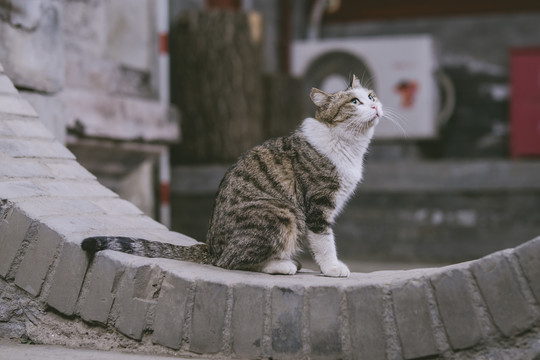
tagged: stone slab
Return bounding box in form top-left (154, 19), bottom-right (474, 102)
top-left (46, 242), bottom-right (90, 315)
top-left (190, 280), bottom-right (228, 354)
top-left (471, 252), bottom-right (536, 337)
top-left (152, 273), bottom-right (192, 350)
top-left (0, 95), bottom-right (38, 117)
top-left (0, 207), bottom-right (32, 277)
top-left (114, 263), bottom-right (162, 340)
top-left (431, 267), bottom-right (483, 350)
top-left (14, 223), bottom-right (62, 296)
top-left (392, 279), bottom-right (439, 359)
top-left (514, 237), bottom-right (540, 303)
top-left (78, 253), bottom-right (126, 325)
top-left (309, 286), bottom-right (342, 358)
top-left (271, 285), bottom-right (304, 356)
top-left (0, 139), bottom-right (74, 159)
top-left (346, 284), bottom-right (387, 360)
top-left (231, 284), bottom-right (265, 358)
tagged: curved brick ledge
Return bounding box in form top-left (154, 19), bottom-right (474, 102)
top-left (1, 64), bottom-right (540, 359)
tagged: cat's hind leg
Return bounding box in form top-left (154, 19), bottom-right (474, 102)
top-left (214, 199), bottom-right (302, 274)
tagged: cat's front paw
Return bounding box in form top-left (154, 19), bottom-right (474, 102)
top-left (321, 261), bottom-right (350, 278)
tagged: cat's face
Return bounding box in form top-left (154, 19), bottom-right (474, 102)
top-left (310, 75), bottom-right (383, 135)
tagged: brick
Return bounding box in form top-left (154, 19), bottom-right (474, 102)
top-left (471, 252), bottom-right (536, 337)
top-left (0, 207), bottom-right (32, 277)
top-left (90, 198), bottom-right (144, 216)
top-left (46, 242), bottom-right (89, 315)
top-left (114, 263), bottom-right (162, 340)
top-left (0, 160), bottom-right (52, 179)
top-left (0, 180), bottom-right (47, 198)
top-left (190, 280), bottom-right (228, 354)
top-left (16, 198), bottom-right (103, 219)
top-left (231, 284), bottom-right (265, 358)
top-left (271, 285), bottom-right (303, 356)
top-left (152, 272), bottom-right (192, 350)
top-left (392, 279), bottom-right (439, 360)
top-left (431, 268), bottom-right (483, 350)
top-left (44, 161), bottom-right (96, 181)
top-left (0, 139), bottom-right (74, 159)
top-left (0, 121), bottom-right (14, 136)
top-left (0, 74), bottom-right (17, 94)
top-left (21, 92), bottom-right (66, 144)
top-left (515, 237), bottom-right (540, 302)
top-left (5, 119), bottom-right (55, 139)
top-left (79, 253), bottom-right (125, 324)
top-left (0, 95), bottom-right (38, 117)
top-left (346, 284), bottom-right (386, 360)
top-left (39, 180), bottom-right (116, 198)
top-left (309, 286), bottom-right (342, 358)
top-left (14, 223), bottom-right (62, 296)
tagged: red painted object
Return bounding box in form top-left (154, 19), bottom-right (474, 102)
top-left (510, 48), bottom-right (540, 157)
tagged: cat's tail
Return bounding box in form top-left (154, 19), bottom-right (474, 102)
top-left (81, 236), bottom-right (214, 265)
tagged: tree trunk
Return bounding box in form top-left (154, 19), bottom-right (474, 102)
top-left (170, 11), bottom-right (264, 164)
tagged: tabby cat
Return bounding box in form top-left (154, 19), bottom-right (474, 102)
top-left (81, 75), bottom-right (382, 277)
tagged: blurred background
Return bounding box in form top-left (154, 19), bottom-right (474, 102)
top-left (1, 0), bottom-right (539, 269)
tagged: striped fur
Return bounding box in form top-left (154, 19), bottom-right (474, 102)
top-left (80, 75), bottom-right (382, 277)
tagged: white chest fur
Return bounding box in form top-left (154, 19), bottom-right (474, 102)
top-left (301, 117), bottom-right (373, 219)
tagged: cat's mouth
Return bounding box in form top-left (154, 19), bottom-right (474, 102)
top-left (367, 115), bottom-right (380, 127)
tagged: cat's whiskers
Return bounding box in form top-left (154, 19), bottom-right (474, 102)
top-left (382, 107), bottom-right (408, 137)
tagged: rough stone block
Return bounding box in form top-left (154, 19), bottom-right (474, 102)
top-left (0, 1), bottom-right (64, 93)
top-left (392, 279), bottom-right (439, 360)
top-left (0, 207), bottom-right (32, 278)
top-left (515, 237), bottom-right (540, 302)
top-left (46, 242), bottom-right (89, 315)
top-left (60, 89), bottom-right (178, 143)
top-left (14, 223), bottom-right (62, 296)
top-left (152, 273), bottom-right (192, 350)
top-left (431, 267), bottom-right (483, 350)
top-left (471, 252), bottom-right (536, 337)
top-left (231, 284), bottom-right (265, 358)
top-left (78, 253), bottom-right (125, 325)
top-left (114, 263), bottom-right (162, 340)
top-left (309, 286), bottom-right (342, 358)
top-left (190, 280), bottom-right (228, 354)
top-left (271, 285), bottom-right (303, 356)
top-left (346, 284), bottom-right (386, 360)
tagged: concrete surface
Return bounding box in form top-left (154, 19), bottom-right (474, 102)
top-left (0, 343), bottom-right (194, 360)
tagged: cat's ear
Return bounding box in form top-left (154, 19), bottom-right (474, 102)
top-left (310, 88), bottom-right (331, 107)
top-left (349, 74), bottom-right (361, 89)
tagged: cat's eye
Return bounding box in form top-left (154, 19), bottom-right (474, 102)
top-left (351, 98), bottom-right (362, 105)
top-left (368, 93), bottom-right (376, 101)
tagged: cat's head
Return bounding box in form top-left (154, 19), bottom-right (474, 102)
top-left (310, 75), bottom-right (383, 134)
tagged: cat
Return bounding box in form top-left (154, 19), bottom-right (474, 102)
top-left (81, 74), bottom-right (382, 277)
